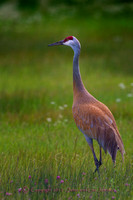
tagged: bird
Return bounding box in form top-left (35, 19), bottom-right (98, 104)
top-left (48, 36), bottom-right (125, 173)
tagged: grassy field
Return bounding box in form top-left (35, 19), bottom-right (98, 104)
top-left (0, 7), bottom-right (133, 199)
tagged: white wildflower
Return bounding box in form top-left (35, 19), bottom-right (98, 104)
top-left (131, 83), bottom-right (133, 86)
top-left (116, 98), bottom-right (121, 103)
top-left (127, 93), bottom-right (133, 97)
top-left (46, 118), bottom-right (52, 122)
top-left (51, 101), bottom-right (55, 105)
top-left (59, 114), bottom-right (63, 119)
top-left (118, 83), bottom-right (126, 89)
top-left (64, 119), bottom-right (68, 122)
top-left (59, 106), bottom-right (64, 110)
top-left (64, 104), bottom-right (68, 108)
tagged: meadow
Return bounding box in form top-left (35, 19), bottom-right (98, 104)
top-left (0, 5), bottom-right (133, 199)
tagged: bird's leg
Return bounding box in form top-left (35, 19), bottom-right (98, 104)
top-left (89, 144), bottom-right (100, 174)
top-left (99, 146), bottom-right (102, 166)
top-left (83, 134), bottom-right (100, 174)
top-left (93, 146), bottom-right (102, 174)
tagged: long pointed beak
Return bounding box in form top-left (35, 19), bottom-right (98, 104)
top-left (48, 40), bottom-right (64, 47)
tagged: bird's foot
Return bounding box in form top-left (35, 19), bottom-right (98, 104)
top-left (98, 160), bottom-right (102, 166)
top-left (94, 167), bottom-right (99, 175)
top-left (93, 160), bottom-right (102, 175)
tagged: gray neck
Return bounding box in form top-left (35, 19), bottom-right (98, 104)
top-left (73, 49), bottom-right (84, 91)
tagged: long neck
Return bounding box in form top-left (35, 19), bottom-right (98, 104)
top-left (73, 49), bottom-right (84, 95)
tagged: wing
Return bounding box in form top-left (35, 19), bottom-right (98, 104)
top-left (95, 100), bottom-right (124, 147)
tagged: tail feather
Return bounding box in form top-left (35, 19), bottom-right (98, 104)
top-left (114, 130), bottom-right (125, 162)
top-left (98, 126), bottom-right (125, 162)
top-left (106, 127), bottom-right (125, 162)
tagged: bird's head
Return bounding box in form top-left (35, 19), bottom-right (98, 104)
top-left (48, 36), bottom-right (81, 53)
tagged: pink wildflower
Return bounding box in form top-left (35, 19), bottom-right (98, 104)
top-left (18, 188), bottom-right (22, 192)
top-left (60, 180), bottom-right (64, 183)
top-left (45, 179), bottom-right (48, 184)
top-left (28, 175), bottom-right (31, 179)
top-left (125, 183), bottom-right (130, 186)
top-left (6, 192), bottom-right (12, 196)
top-left (77, 193), bottom-right (80, 197)
top-left (56, 176), bottom-right (61, 180)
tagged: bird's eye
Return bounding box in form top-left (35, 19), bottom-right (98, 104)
top-left (64, 38), bottom-right (69, 42)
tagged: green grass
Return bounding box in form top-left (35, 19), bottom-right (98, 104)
top-left (0, 8), bottom-right (133, 199)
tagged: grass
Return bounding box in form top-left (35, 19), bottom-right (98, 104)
top-left (0, 6), bottom-right (133, 199)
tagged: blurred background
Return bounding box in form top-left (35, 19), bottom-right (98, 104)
top-left (0, 0), bottom-right (133, 123)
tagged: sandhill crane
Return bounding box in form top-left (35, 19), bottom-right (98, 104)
top-left (48, 36), bottom-right (125, 173)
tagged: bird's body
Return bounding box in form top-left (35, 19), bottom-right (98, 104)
top-left (48, 36), bottom-right (125, 173)
top-left (72, 90), bottom-right (124, 162)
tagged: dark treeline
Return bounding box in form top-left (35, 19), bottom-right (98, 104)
top-left (0, 0), bottom-right (132, 9)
